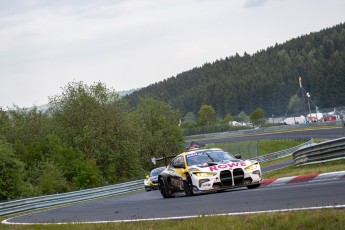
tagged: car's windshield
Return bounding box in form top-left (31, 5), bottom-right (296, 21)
top-left (186, 150), bottom-right (236, 166)
top-left (150, 167), bottom-right (165, 177)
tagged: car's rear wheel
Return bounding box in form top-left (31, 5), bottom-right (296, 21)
top-left (159, 177), bottom-right (172, 198)
top-left (246, 184), bottom-right (261, 189)
top-left (184, 175), bottom-right (194, 196)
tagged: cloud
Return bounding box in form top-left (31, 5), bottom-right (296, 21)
top-left (244, 0), bottom-right (269, 8)
top-left (1, 0), bottom-right (345, 108)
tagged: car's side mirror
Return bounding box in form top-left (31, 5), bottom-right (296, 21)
top-left (234, 154), bottom-right (242, 159)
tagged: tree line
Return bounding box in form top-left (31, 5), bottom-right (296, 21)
top-left (125, 22), bottom-right (345, 119)
top-left (0, 82), bottom-right (184, 201)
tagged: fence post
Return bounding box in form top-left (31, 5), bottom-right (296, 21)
top-left (256, 141), bottom-right (259, 157)
top-left (247, 144), bottom-right (250, 158)
top-left (341, 116), bottom-right (345, 137)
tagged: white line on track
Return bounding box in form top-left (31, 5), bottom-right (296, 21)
top-left (3, 205), bottom-right (345, 225)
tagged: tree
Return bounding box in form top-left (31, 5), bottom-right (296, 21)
top-left (250, 108), bottom-right (266, 127)
top-left (288, 95), bottom-right (304, 116)
top-left (222, 113), bottom-right (234, 125)
top-left (37, 161), bottom-right (70, 195)
top-left (124, 23), bottom-right (345, 119)
top-left (49, 81), bottom-right (144, 183)
top-left (198, 105), bottom-right (216, 126)
top-left (235, 111), bottom-right (249, 124)
top-left (0, 137), bottom-right (29, 200)
top-left (43, 134), bottom-right (102, 189)
top-left (132, 97), bottom-right (184, 169)
top-left (181, 112), bottom-right (197, 129)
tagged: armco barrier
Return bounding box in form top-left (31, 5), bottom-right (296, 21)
top-left (0, 179), bottom-right (143, 216)
top-left (250, 139), bottom-right (314, 163)
top-left (293, 137), bottom-right (345, 166)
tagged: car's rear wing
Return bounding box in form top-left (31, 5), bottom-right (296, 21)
top-left (151, 154), bottom-right (176, 166)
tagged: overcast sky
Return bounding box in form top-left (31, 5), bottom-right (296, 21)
top-left (1, 0), bottom-right (345, 108)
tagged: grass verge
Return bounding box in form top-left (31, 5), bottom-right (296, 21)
top-left (264, 158), bottom-right (345, 179)
top-left (2, 209), bottom-right (345, 230)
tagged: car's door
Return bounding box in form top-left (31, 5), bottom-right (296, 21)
top-left (167, 155), bottom-right (186, 191)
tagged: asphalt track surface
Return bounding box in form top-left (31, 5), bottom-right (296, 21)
top-left (5, 179), bottom-right (345, 224)
top-left (194, 126), bottom-right (344, 146)
top-left (4, 127), bottom-right (345, 224)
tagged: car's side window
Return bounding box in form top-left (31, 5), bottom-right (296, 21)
top-left (171, 156), bottom-right (185, 168)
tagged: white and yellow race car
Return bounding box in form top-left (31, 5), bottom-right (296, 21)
top-left (157, 148), bottom-right (262, 198)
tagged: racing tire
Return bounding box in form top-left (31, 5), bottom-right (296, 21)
top-left (246, 184), bottom-right (261, 189)
top-left (159, 177), bottom-right (173, 198)
top-left (184, 175), bottom-right (194, 196)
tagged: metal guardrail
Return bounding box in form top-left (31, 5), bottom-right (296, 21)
top-left (250, 139), bottom-right (315, 163)
top-left (0, 179), bottom-right (143, 216)
top-left (293, 137), bottom-right (345, 167)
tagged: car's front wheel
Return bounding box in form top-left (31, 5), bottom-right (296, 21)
top-left (184, 175), bottom-right (194, 196)
top-left (159, 177), bottom-right (172, 198)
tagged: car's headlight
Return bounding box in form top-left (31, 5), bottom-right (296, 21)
top-left (194, 172), bottom-right (217, 177)
top-left (188, 168), bottom-right (199, 172)
top-left (245, 163), bottom-right (258, 171)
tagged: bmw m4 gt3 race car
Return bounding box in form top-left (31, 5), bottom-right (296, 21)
top-left (158, 148), bottom-right (262, 198)
top-left (144, 166), bottom-right (166, 191)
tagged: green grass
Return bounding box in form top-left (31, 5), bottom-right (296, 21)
top-left (207, 139), bottom-right (306, 158)
top-left (2, 209), bottom-right (345, 229)
top-left (258, 140), bottom-right (304, 155)
top-left (264, 159), bottom-right (345, 179)
top-left (260, 155), bottom-right (292, 168)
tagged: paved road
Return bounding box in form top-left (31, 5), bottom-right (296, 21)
top-left (193, 127), bottom-right (344, 146)
top-left (5, 179), bottom-right (345, 224)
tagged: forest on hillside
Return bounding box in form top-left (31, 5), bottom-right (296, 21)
top-left (125, 23), bottom-right (345, 118)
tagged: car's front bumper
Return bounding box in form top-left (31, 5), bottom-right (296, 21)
top-left (144, 181), bottom-right (159, 191)
top-left (190, 168), bottom-right (262, 193)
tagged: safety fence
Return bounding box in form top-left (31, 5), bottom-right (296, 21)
top-left (293, 137), bottom-right (345, 167)
top-left (0, 180), bottom-right (143, 216)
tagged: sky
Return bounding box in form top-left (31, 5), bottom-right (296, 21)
top-left (1, 0), bottom-right (345, 108)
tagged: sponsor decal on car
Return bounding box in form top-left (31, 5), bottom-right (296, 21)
top-left (186, 152), bottom-right (210, 158)
top-left (209, 162), bottom-right (247, 171)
